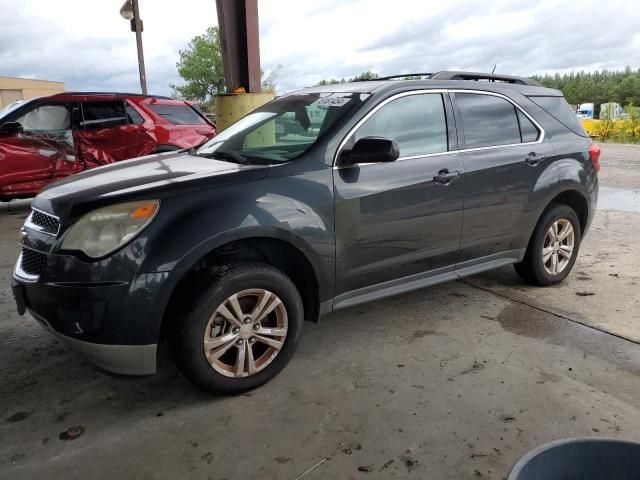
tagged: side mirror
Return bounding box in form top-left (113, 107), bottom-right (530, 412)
top-left (342, 136), bottom-right (400, 165)
top-left (0, 122), bottom-right (23, 136)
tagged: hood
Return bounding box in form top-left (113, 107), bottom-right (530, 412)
top-left (33, 151), bottom-right (269, 216)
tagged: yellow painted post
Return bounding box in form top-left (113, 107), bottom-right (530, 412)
top-left (214, 92), bottom-right (274, 131)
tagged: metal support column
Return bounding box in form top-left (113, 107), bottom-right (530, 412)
top-left (215, 0), bottom-right (273, 131)
top-left (216, 0), bottom-right (261, 93)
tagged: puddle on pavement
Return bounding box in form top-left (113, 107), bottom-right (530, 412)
top-left (598, 186), bottom-right (640, 213)
top-left (493, 301), bottom-right (640, 376)
top-left (496, 303), bottom-right (560, 339)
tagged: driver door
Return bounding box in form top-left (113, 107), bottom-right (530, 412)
top-left (0, 102), bottom-right (78, 198)
top-left (333, 92), bottom-right (464, 303)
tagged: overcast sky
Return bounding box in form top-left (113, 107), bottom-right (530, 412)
top-left (1, 0), bottom-right (639, 96)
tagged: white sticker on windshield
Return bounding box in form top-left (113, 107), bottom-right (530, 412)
top-left (312, 96), bottom-right (351, 107)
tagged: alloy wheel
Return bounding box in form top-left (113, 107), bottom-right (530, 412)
top-left (203, 289), bottom-right (288, 378)
top-left (542, 219), bottom-right (575, 275)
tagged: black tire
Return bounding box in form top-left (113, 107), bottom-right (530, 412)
top-left (170, 262), bottom-right (303, 395)
top-left (514, 203), bottom-right (582, 286)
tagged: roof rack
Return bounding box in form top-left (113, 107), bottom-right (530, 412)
top-left (376, 73), bottom-right (433, 81)
top-left (429, 71), bottom-right (542, 87)
top-left (52, 91), bottom-right (172, 100)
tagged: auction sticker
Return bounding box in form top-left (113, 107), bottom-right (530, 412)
top-left (313, 96), bottom-right (351, 107)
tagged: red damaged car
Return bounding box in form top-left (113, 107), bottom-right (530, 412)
top-left (0, 92), bottom-right (216, 200)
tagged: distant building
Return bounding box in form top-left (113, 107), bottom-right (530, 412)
top-left (0, 76), bottom-right (65, 108)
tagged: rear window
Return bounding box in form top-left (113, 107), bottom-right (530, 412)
top-left (147, 104), bottom-right (207, 125)
top-left (528, 96), bottom-right (588, 137)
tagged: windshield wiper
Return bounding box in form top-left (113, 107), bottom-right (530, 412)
top-left (197, 150), bottom-right (250, 165)
top-left (186, 139), bottom-right (210, 154)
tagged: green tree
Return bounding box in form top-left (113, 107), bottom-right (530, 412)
top-left (171, 26), bottom-right (226, 104)
top-left (351, 70), bottom-right (380, 81)
top-left (261, 65), bottom-right (283, 95)
top-left (533, 67), bottom-right (640, 107)
top-left (171, 26), bottom-right (283, 106)
top-left (316, 70), bottom-right (380, 86)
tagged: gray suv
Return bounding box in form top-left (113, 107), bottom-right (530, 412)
top-left (12, 71), bottom-right (599, 394)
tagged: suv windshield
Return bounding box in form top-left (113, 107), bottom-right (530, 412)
top-left (197, 92), bottom-right (369, 163)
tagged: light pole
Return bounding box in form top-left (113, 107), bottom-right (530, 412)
top-left (120, 0), bottom-right (148, 94)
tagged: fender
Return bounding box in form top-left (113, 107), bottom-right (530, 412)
top-left (133, 225), bottom-right (333, 346)
top-left (117, 163), bottom-right (336, 342)
top-left (170, 225), bottom-right (332, 292)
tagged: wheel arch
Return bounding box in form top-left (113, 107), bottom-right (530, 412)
top-left (158, 233), bottom-right (325, 341)
top-left (546, 189), bottom-right (589, 235)
top-left (519, 186), bottom-right (591, 260)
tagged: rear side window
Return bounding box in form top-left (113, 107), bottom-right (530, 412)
top-left (82, 101), bottom-right (127, 129)
top-left (456, 93), bottom-right (521, 148)
top-left (517, 110), bottom-right (540, 142)
top-left (353, 93), bottom-right (448, 157)
top-left (126, 104), bottom-right (144, 125)
top-left (147, 104), bottom-right (207, 125)
top-left (528, 96), bottom-right (588, 137)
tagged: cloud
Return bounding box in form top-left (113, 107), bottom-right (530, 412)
top-left (1, 0), bottom-right (639, 96)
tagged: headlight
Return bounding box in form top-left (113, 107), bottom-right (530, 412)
top-left (60, 200), bottom-right (159, 258)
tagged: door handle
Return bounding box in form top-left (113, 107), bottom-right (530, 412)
top-left (525, 152), bottom-right (545, 166)
top-left (433, 169), bottom-right (460, 185)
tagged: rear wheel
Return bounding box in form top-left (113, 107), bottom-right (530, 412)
top-left (514, 204), bottom-right (581, 286)
top-left (170, 263), bottom-right (303, 394)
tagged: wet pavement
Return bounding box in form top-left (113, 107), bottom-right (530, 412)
top-left (0, 143), bottom-right (639, 479)
top-left (599, 185), bottom-right (640, 213)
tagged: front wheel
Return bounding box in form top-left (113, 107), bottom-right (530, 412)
top-left (514, 204), bottom-right (582, 286)
top-left (170, 263), bottom-right (303, 394)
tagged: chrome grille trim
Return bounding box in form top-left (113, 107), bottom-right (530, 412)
top-left (24, 207), bottom-right (60, 236)
top-left (14, 250), bottom-right (41, 282)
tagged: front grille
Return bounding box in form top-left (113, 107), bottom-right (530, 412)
top-left (28, 209), bottom-right (60, 236)
top-left (21, 248), bottom-right (48, 276)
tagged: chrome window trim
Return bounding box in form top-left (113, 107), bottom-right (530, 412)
top-left (333, 88), bottom-right (546, 168)
top-left (24, 207), bottom-right (61, 237)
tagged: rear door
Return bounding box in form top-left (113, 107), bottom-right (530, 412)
top-left (333, 92), bottom-right (464, 301)
top-left (0, 101), bottom-right (78, 197)
top-left (452, 91), bottom-right (556, 269)
top-left (77, 100), bottom-right (156, 168)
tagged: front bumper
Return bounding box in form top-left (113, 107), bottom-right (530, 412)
top-left (29, 309), bottom-right (156, 375)
top-left (12, 252), bottom-right (171, 376)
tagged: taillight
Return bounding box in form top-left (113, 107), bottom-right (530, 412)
top-left (589, 143), bottom-right (601, 173)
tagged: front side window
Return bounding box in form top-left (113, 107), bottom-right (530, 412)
top-left (456, 93), bottom-right (521, 148)
top-left (147, 104), bottom-right (207, 125)
top-left (197, 92), bottom-right (368, 164)
top-left (15, 104), bottom-right (71, 132)
top-left (353, 94), bottom-right (448, 157)
top-left (82, 101), bottom-right (127, 129)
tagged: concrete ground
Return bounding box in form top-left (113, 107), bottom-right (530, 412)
top-left (1, 143), bottom-right (639, 479)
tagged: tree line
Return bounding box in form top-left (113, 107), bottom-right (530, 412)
top-left (533, 67), bottom-right (640, 106)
